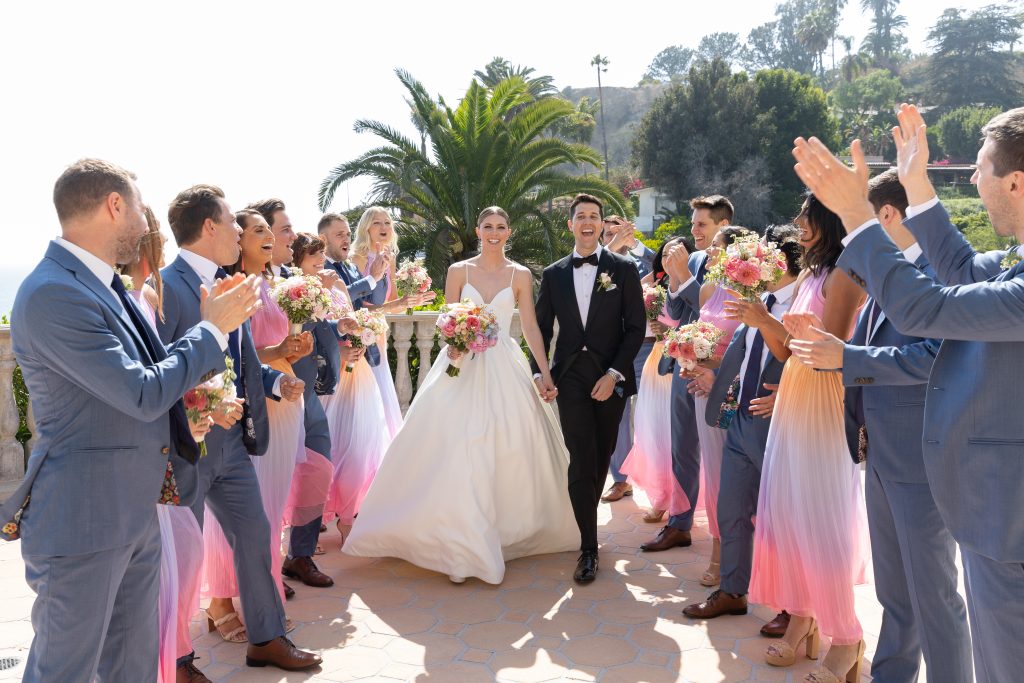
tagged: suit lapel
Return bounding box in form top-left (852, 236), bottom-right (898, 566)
top-left (173, 255), bottom-right (204, 305)
top-left (557, 257), bottom-right (585, 332)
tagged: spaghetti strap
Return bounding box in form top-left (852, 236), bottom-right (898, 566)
top-left (508, 264), bottom-right (516, 288)
top-left (465, 262), bottom-right (471, 288)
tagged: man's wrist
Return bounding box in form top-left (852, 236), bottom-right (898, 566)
top-left (606, 368), bottom-right (625, 383)
top-left (904, 179), bottom-right (937, 209)
top-left (841, 203), bottom-right (877, 234)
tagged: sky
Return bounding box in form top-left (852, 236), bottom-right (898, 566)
top-left (0, 0), bottom-right (999, 286)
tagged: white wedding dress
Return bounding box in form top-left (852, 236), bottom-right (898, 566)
top-left (342, 276), bottom-right (579, 583)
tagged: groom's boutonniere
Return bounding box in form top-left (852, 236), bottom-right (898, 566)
top-left (1000, 250), bottom-right (1021, 270)
top-left (597, 272), bottom-right (617, 292)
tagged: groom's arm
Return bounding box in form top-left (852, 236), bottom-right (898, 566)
top-left (609, 262), bottom-right (646, 379)
top-left (530, 268), bottom-right (555, 376)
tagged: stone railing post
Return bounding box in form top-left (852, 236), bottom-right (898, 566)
top-left (0, 326), bottom-right (25, 499)
top-left (413, 314), bottom-right (437, 390)
top-left (389, 317), bottom-right (414, 414)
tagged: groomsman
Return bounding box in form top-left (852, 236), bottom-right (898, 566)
top-left (600, 215), bottom-right (657, 502)
top-left (2, 159), bottom-right (257, 683)
top-left (789, 169), bottom-right (972, 682)
top-left (159, 185), bottom-right (321, 672)
top-left (641, 195), bottom-right (731, 552)
top-left (681, 225), bottom-right (800, 638)
top-left (792, 104), bottom-right (1024, 683)
top-left (319, 212), bottom-right (385, 309)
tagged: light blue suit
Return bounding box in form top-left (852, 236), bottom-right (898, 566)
top-left (2, 242), bottom-right (225, 683)
top-left (660, 251), bottom-right (707, 532)
top-left (841, 255), bottom-right (972, 683)
top-left (158, 255), bottom-right (287, 647)
top-left (837, 202), bottom-right (1022, 683)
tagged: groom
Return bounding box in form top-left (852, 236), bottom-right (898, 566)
top-left (533, 193), bottom-right (646, 583)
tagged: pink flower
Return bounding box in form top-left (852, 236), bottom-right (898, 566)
top-left (466, 316), bottom-right (480, 331)
top-left (288, 284), bottom-right (306, 301)
top-left (728, 260), bottom-right (761, 286)
top-left (184, 390), bottom-right (208, 412)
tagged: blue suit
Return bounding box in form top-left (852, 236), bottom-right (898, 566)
top-left (837, 202), bottom-right (1023, 683)
top-left (841, 254), bottom-right (971, 683)
top-left (3, 242), bottom-right (224, 683)
top-left (705, 322), bottom-right (786, 596)
top-left (158, 255), bottom-right (287, 647)
top-left (330, 258), bottom-right (381, 366)
top-left (661, 251), bottom-right (707, 532)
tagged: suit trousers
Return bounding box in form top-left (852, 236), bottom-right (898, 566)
top-left (173, 429), bottom-right (286, 645)
top-left (961, 548), bottom-right (1024, 683)
top-left (717, 409), bottom-right (766, 596)
top-left (667, 370), bottom-right (701, 532)
top-left (609, 340), bottom-right (655, 483)
top-left (23, 512), bottom-right (161, 683)
top-left (555, 354), bottom-right (627, 552)
top-left (289, 517), bottom-right (323, 559)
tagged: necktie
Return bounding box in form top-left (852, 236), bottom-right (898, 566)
top-left (572, 253), bottom-right (599, 268)
top-left (739, 293), bottom-right (777, 412)
top-left (215, 268), bottom-right (245, 398)
top-left (110, 275), bottom-right (199, 463)
top-left (695, 257), bottom-right (708, 284)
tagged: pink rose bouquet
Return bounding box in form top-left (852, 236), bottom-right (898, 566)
top-left (271, 269), bottom-right (342, 334)
top-left (340, 308), bottom-right (390, 372)
top-left (642, 283), bottom-right (668, 340)
top-left (183, 356), bottom-right (237, 456)
top-left (706, 234), bottom-right (787, 301)
top-left (663, 321), bottom-right (725, 373)
top-left (435, 299), bottom-right (500, 377)
top-left (395, 258), bottom-right (432, 315)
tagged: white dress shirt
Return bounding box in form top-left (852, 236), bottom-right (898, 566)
top-left (736, 280), bottom-right (797, 400)
top-left (572, 246), bottom-right (603, 328)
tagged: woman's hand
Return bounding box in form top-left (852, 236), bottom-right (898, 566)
top-left (782, 311), bottom-right (825, 342)
top-left (284, 332), bottom-right (314, 362)
top-left (189, 413), bottom-right (214, 441)
top-left (447, 346), bottom-right (464, 362)
top-left (317, 269), bottom-right (340, 289)
top-left (686, 366), bottom-right (715, 397)
top-left (722, 295), bottom-right (772, 328)
top-left (211, 398), bottom-right (244, 429)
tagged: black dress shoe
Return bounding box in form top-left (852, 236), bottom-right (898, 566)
top-left (573, 551), bottom-right (599, 583)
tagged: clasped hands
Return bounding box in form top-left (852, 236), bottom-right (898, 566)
top-left (533, 373), bottom-right (558, 403)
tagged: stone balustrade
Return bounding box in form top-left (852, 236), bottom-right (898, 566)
top-left (0, 311), bottom-right (525, 499)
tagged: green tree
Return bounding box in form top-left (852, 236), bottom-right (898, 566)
top-left (936, 106), bottom-right (1002, 162)
top-left (319, 71), bottom-right (627, 284)
top-left (927, 6), bottom-right (1023, 109)
top-left (859, 0), bottom-right (907, 70)
top-left (696, 32), bottom-right (742, 67)
top-left (641, 46), bottom-right (695, 84)
top-left (741, 0), bottom-right (819, 74)
top-left (474, 57), bottom-right (557, 100)
top-left (829, 69), bottom-right (904, 157)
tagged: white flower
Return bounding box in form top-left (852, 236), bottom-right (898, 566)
top-left (120, 273), bottom-right (134, 291)
top-left (598, 273), bottom-right (617, 291)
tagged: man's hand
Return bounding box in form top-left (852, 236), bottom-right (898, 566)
top-left (317, 269), bottom-right (340, 290)
top-left (723, 295), bottom-right (773, 328)
top-left (591, 374), bottom-right (617, 401)
top-left (792, 137), bottom-right (875, 232)
top-left (788, 325), bottom-right (845, 370)
top-left (369, 253), bottom-right (388, 280)
top-left (663, 242), bottom-right (692, 287)
top-left (201, 274), bottom-right (262, 335)
top-left (211, 397), bottom-right (244, 429)
top-left (749, 383), bottom-right (779, 418)
top-left (534, 375), bottom-right (558, 403)
top-left (893, 103), bottom-right (937, 206)
top-left (342, 345), bottom-right (365, 364)
top-left (279, 375), bottom-right (305, 402)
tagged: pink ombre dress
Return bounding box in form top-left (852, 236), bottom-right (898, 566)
top-left (364, 253), bottom-right (403, 438)
top-left (321, 288), bottom-right (391, 525)
top-left (620, 300), bottom-right (688, 516)
top-left (693, 284), bottom-right (742, 540)
top-left (749, 269), bottom-right (870, 646)
top-left (132, 287), bottom-right (204, 683)
top-left (202, 278), bottom-right (304, 603)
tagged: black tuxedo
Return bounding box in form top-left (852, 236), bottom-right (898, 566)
top-left (532, 249), bottom-right (645, 551)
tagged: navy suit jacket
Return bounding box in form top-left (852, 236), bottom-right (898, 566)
top-left (838, 202), bottom-right (1024, 561)
top-left (841, 255), bottom-right (940, 484)
top-left (3, 243), bottom-right (225, 555)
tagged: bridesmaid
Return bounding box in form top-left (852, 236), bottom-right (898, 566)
top-left (120, 207), bottom-right (210, 683)
top-left (748, 194), bottom-right (870, 683)
top-left (619, 239), bottom-right (687, 524)
top-left (685, 227), bottom-right (751, 588)
top-left (290, 232), bottom-right (390, 534)
top-left (349, 206), bottom-right (435, 438)
top-left (202, 209), bottom-right (311, 628)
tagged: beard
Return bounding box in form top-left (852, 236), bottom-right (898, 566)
top-left (114, 228), bottom-right (143, 264)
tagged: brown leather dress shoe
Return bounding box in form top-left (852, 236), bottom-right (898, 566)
top-left (682, 590), bottom-right (748, 619)
top-left (246, 636), bottom-right (322, 670)
top-left (640, 526), bottom-right (692, 552)
top-left (176, 660), bottom-right (212, 683)
top-left (760, 610), bottom-right (790, 638)
top-left (283, 556), bottom-right (334, 588)
top-left (601, 481), bottom-right (633, 502)
top-left (283, 582), bottom-right (295, 600)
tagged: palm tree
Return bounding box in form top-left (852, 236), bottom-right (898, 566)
top-left (860, 0), bottom-right (907, 70)
top-left (318, 70), bottom-right (628, 283)
top-left (590, 54), bottom-right (611, 181)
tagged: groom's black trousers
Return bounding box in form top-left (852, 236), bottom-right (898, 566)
top-left (555, 352), bottom-right (627, 553)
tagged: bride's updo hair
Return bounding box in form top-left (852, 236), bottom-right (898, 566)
top-left (477, 206), bottom-right (510, 225)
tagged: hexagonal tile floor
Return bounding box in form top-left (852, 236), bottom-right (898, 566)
top-left (0, 476), bottom-right (963, 682)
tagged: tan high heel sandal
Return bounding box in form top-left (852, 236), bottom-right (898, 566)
top-left (700, 561), bottom-right (721, 587)
top-left (804, 640), bottom-right (865, 683)
top-left (765, 618), bottom-right (819, 667)
top-left (206, 610), bottom-right (247, 643)
top-left (643, 509), bottom-right (665, 523)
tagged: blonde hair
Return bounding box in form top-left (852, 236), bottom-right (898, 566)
top-left (352, 206), bottom-right (399, 259)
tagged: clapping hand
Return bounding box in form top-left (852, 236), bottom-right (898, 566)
top-left (663, 242), bottom-right (692, 286)
top-left (369, 251), bottom-right (389, 280)
top-left (317, 269), bottom-right (340, 290)
top-left (788, 325), bottom-right (845, 370)
top-left (893, 103), bottom-right (937, 206)
top-left (792, 137), bottom-right (875, 231)
top-left (201, 274), bottom-right (262, 335)
top-left (279, 375), bottom-right (305, 402)
top-left (749, 383), bottom-right (779, 418)
top-left (782, 311), bottom-right (824, 342)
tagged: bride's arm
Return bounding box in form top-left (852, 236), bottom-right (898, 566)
top-left (444, 263), bottom-right (467, 361)
top-left (514, 267), bottom-right (553, 380)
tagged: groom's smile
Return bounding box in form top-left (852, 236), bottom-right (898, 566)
top-left (568, 201), bottom-right (603, 255)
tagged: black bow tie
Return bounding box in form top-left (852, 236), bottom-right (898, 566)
top-left (572, 253), bottom-right (599, 268)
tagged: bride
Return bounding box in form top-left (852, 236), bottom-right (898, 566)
top-left (343, 206), bottom-right (579, 584)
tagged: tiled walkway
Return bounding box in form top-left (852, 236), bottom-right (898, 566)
top-left (0, 479), bottom-right (958, 682)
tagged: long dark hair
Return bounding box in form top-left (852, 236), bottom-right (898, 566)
top-left (651, 235), bottom-right (696, 286)
top-left (798, 193), bottom-right (845, 275)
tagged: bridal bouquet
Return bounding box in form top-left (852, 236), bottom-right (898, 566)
top-left (395, 258), bottom-right (432, 315)
top-left (272, 270), bottom-right (340, 334)
top-left (642, 283), bottom-right (668, 340)
top-left (436, 300), bottom-right (500, 377)
top-left (706, 234), bottom-right (787, 301)
top-left (341, 308), bottom-right (389, 372)
top-left (183, 356), bottom-right (237, 456)
top-left (663, 321), bottom-right (725, 373)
